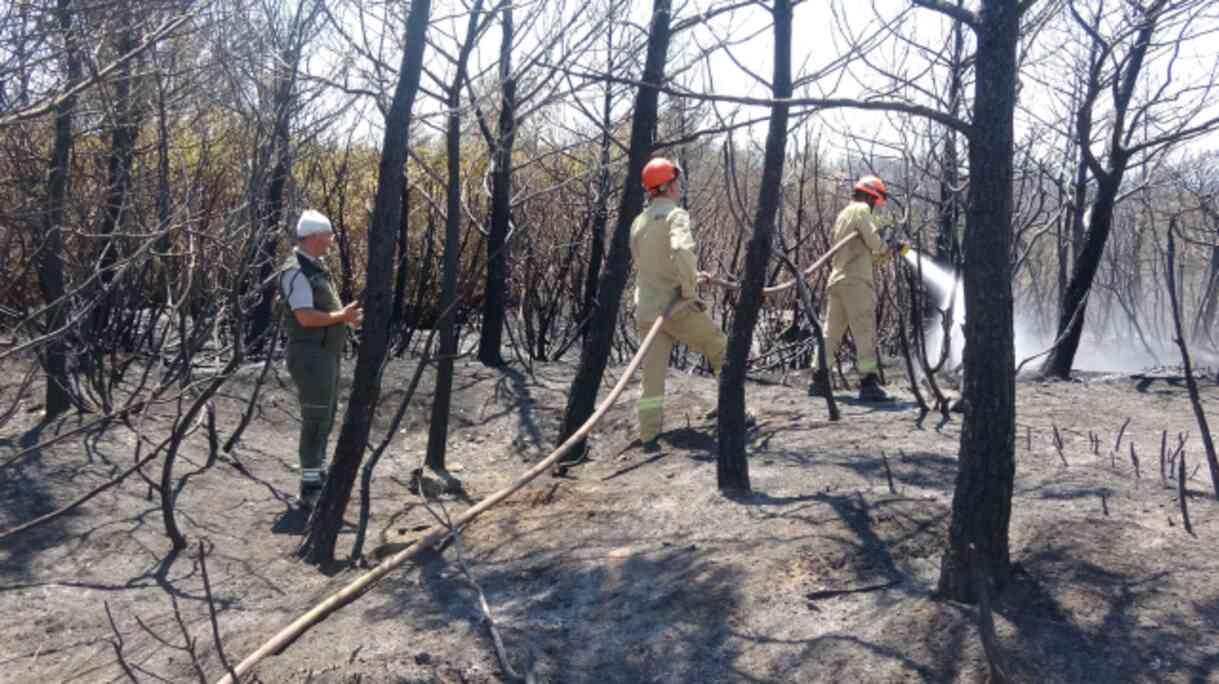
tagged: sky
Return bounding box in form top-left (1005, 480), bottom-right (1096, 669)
top-left (313, 0), bottom-right (1219, 179)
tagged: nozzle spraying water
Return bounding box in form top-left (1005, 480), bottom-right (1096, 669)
top-left (903, 249), bottom-right (965, 367)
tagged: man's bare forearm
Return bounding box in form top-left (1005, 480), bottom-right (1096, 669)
top-left (293, 308), bottom-right (348, 328)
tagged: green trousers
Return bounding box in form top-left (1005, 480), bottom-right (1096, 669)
top-left (286, 341), bottom-right (340, 486)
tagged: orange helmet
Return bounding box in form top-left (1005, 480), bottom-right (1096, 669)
top-left (642, 157), bottom-right (680, 193)
top-left (854, 175), bottom-right (887, 205)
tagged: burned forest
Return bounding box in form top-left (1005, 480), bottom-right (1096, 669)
top-left (3, 0), bottom-right (1219, 681)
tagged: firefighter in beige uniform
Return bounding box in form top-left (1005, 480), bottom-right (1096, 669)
top-left (278, 210), bottom-right (362, 508)
top-left (809, 175), bottom-right (901, 402)
top-left (631, 158), bottom-right (727, 445)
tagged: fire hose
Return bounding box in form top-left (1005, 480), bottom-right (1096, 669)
top-left (218, 297), bottom-right (695, 683)
top-left (708, 232), bottom-right (859, 293)
top-left (218, 234), bottom-right (870, 683)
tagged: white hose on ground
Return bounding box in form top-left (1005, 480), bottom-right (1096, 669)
top-left (215, 296), bottom-right (693, 684)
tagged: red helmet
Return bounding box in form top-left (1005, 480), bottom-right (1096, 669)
top-left (854, 175), bottom-right (887, 205)
top-left (642, 157), bottom-right (680, 193)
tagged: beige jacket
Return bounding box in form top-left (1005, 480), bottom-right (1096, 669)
top-left (827, 201), bottom-right (888, 289)
top-left (631, 198), bottom-right (700, 322)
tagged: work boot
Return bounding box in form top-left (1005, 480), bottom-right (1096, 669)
top-left (298, 482), bottom-right (323, 510)
top-left (808, 369), bottom-right (832, 398)
top-left (298, 465), bottom-right (326, 510)
top-left (858, 374), bottom-right (892, 402)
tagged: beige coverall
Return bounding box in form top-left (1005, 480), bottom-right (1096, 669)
top-left (822, 201), bottom-right (888, 375)
top-left (630, 198), bottom-right (727, 443)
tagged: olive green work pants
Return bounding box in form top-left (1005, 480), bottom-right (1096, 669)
top-left (286, 341), bottom-right (340, 486)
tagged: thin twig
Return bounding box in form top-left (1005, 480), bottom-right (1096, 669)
top-left (1113, 417), bottom-right (1131, 456)
top-left (198, 541), bottom-right (237, 682)
top-left (415, 467), bottom-right (528, 683)
top-left (1179, 451), bottom-right (1193, 535)
top-left (104, 602), bottom-right (140, 683)
top-left (880, 450), bottom-right (897, 494)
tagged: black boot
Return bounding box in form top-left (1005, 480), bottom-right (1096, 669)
top-left (858, 374), bottom-right (891, 402)
top-left (298, 482), bottom-right (323, 510)
top-left (808, 369), bottom-right (832, 398)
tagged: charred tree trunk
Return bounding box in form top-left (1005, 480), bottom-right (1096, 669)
top-left (716, 0), bottom-right (792, 493)
top-left (391, 177), bottom-right (411, 330)
top-left (89, 17), bottom-right (139, 344)
top-left (425, 0), bottom-right (485, 473)
top-left (246, 45), bottom-right (300, 352)
top-left (936, 6), bottom-right (964, 265)
top-left (477, 4), bottom-right (515, 368)
top-left (556, 0), bottom-right (671, 458)
top-left (1040, 1), bottom-right (1163, 379)
top-left (1041, 169), bottom-right (1125, 379)
top-left (1166, 222), bottom-right (1219, 500)
top-left (581, 36), bottom-right (614, 334)
top-left (1191, 210), bottom-right (1219, 345)
top-left (298, 0), bottom-right (431, 566)
top-left (154, 50), bottom-right (172, 297)
top-left (37, 0), bottom-right (82, 419)
top-left (937, 0), bottom-right (1021, 603)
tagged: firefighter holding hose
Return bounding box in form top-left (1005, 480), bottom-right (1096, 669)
top-left (808, 175), bottom-right (909, 402)
top-left (630, 157), bottom-right (733, 449)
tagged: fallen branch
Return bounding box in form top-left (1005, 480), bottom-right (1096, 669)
top-left (805, 580), bottom-right (900, 601)
top-left (216, 297), bottom-right (693, 684)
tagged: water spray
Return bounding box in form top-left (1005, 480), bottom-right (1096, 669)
top-left (903, 248), bottom-right (965, 368)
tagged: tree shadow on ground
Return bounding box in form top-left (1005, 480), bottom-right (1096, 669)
top-left (356, 491), bottom-right (973, 682)
top-left (0, 417), bottom-right (92, 582)
top-left (359, 537), bottom-right (744, 681)
top-left (834, 396), bottom-right (923, 414)
top-left (810, 449), bottom-right (958, 492)
top-left (990, 544), bottom-right (1219, 683)
top-left (661, 427), bottom-right (717, 456)
top-left (493, 366), bottom-right (544, 451)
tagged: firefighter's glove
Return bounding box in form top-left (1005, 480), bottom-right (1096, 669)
top-left (887, 236), bottom-right (911, 258)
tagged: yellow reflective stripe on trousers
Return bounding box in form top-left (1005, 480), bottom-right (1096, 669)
top-left (637, 396), bottom-right (664, 411)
